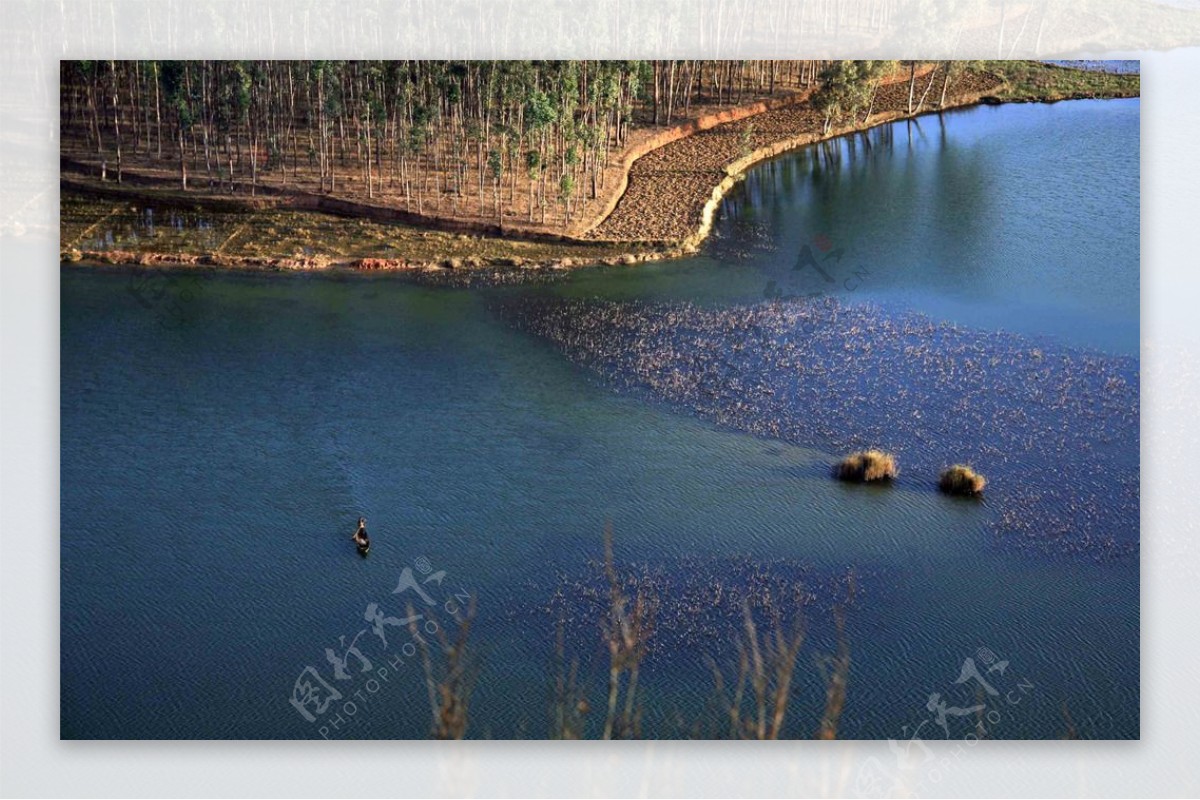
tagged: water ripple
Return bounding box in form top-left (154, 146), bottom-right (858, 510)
top-left (497, 295), bottom-right (1139, 562)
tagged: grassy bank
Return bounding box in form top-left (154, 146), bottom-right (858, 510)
top-left (60, 194), bottom-right (667, 274)
top-left (987, 60), bottom-right (1140, 102)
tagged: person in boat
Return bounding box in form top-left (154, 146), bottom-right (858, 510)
top-left (352, 517), bottom-right (370, 548)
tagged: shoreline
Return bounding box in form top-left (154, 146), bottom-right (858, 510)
top-left (61, 64), bottom-right (1138, 276)
top-left (683, 88), bottom-right (1005, 251)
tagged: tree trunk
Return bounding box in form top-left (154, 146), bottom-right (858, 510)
top-left (365, 118), bottom-right (373, 199)
top-left (154, 63), bottom-right (162, 159)
top-left (109, 61), bottom-right (122, 183)
top-left (907, 63), bottom-right (917, 114)
top-left (915, 63), bottom-right (940, 114)
top-left (939, 68), bottom-right (953, 109)
top-left (652, 61), bottom-right (661, 125)
top-left (178, 127), bottom-right (187, 190)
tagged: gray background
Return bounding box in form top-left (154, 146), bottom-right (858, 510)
top-left (2, 0), bottom-right (1198, 796)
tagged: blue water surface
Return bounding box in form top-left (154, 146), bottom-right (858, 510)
top-left (61, 98), bottom-right (1139, 739)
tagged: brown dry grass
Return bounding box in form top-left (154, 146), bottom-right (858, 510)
top-left (407, 597), bottom-right (477, 740)
top-left (708, 601), bottom-right (806, 740)
top-left (938, 464), bottom-right (987, 497)
top-left (835, 450), bottom-right (898, 483)
top-left (600, 521), bottom-right (657, 740)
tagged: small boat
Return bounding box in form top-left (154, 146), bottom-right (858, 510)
top-left (352, 517), bottom-right (370, 556)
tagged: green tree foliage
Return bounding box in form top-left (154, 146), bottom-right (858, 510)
top-left (812, 61), bottom-right (881, 134)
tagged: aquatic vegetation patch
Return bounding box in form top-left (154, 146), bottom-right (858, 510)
top-left (498, 295), bottom-right (1139, 561)
top-left (521, 552), bottom-right (863, 672)
top-left (835, 450), bottom-right (898, 483)
top-left (499, 548), bottom-right (867, 738)
top-left (939, 464), bottom-right (987, 497)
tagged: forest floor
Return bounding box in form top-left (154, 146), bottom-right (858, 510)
top-left (61, 61), bottom-right (1138, 274)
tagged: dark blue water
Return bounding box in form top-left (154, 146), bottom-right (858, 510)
top-left (61, 99), bottom-right (1139, 740)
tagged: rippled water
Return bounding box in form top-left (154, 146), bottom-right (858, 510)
top-left (61, 99), bottom-right (1139, 739)
top-left (499, 297), bottom-right (1139, 560)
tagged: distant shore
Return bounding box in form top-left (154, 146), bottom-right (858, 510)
top-left (61, 62), bottom-right (1138, 274)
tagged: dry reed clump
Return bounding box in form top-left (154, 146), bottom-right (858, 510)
top-left (708, 600), bottom-right (806, 740)
top-left (834, 450), bottom-right (898, 483)
top-left (938, 464), bottom-right (986, 497)
top-left (600, 522), bottom-right (657, 740)
top-left (406, 596), bottom-right (477, 740)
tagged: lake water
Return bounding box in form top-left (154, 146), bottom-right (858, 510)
top-left (61, 98), bottom-right (1139, 740)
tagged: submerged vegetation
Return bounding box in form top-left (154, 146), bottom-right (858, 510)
top-left (422, 526), bottom-right (854, 740)
top-left (501, 296), bottom-right (1139, 560)
top-left (939, 465), bottom-right (987, 498)
top-left (598, 522), bottom-right (657, 739)
top-left (409, 527), bottom-right (1093, 740)
top-left (835, 450), bottom-right (899, 483)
